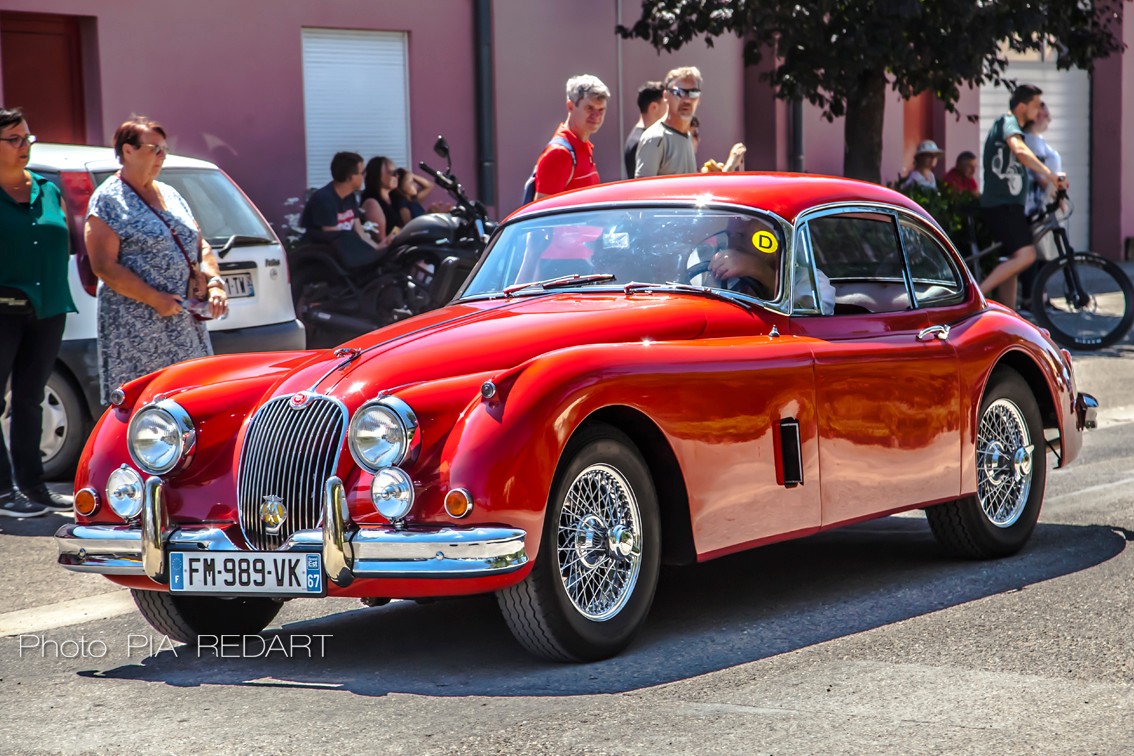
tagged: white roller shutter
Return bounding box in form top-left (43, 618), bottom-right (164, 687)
top-left (979, 60), bottom-right (1090, 250)
top-left (301, 29), bottom-right (410, 189)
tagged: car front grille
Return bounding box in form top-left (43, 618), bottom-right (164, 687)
top-left (236, 393), bottom-right (347, 550)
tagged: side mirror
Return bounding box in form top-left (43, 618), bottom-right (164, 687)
top-left (433, 136), bottom-right (450, 161)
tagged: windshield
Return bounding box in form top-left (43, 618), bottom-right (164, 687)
top-left (462, 207), bottom-right (786, 301)
top-left (93, 168), bottom-right (274, 245)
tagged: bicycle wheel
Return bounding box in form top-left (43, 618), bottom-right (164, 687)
top-left (1030, 253), bottom-right (1134, 350)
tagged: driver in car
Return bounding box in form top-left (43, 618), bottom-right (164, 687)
top-left (705, 218), bottom-right (835, 313)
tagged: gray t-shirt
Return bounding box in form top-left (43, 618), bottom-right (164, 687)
top-left (635, 121), bottom-right (697, 177)
top-left (981, 114), bottom-right (1030, 207)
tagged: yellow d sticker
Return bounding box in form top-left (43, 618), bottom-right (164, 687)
top-left (752, 230), bottom-right (779, 254)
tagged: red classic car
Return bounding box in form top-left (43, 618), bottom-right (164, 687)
top-left (56, 174), bottom-right (1097, 662)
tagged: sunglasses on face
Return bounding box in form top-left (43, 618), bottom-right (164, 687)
top-left (669, 86), bottom-right (701, 100)
top-left (0, 134), bottom-right (36, 148)
top-left (136, 143), bottom-right (168, 158)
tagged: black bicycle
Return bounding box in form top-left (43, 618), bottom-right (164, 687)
top-left (964, 190), bottom-right (1133, 350)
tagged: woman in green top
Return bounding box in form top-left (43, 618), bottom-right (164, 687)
top-left (0, 107), bottom-right (76, 518)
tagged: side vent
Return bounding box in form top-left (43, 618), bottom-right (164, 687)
top-left (778, 419), bottom-right (803, 488)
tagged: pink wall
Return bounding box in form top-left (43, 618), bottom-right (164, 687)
top-left (1091, 5), bottom-right (1134, 259)
top-left (0, 0), bottom-right (476, 232)
top-left (491, 0), bottom-right (746, 215)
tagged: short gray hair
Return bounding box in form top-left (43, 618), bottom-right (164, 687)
top-left (566, 74), bottom-right (611, 105)
top-left (664, 66), bottom-right (702, 88)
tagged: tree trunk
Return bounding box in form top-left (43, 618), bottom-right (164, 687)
top-left (843, 71), bottom-right (887, 183)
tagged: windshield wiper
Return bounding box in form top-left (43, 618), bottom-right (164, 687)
top-left (622, 281), bottom-right (755, 310)
top-left (502, 273), bottom-right (616, 297)
top-left (213, 234), bottom-right (277, 258)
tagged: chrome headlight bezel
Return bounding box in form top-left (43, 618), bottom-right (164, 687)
top-left (106, 465), bottom-right (144, 520)
top-left (348, 396), bottom-right (420, 473)
top-left (127, 399), bottom-right (196, 475)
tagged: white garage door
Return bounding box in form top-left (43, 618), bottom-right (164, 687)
top-left (979, 60), bottom-right (1090, 251)
top-left (301, 29), bottom-right (410, 189)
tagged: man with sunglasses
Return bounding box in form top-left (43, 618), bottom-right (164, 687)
top-left (634, 67), bottom-right (702, 178)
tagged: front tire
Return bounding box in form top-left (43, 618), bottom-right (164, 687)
top-left (131, 589), bottom-right (283, 644)
top-left (926, 369), bottom-right (1046, 558)
top-left (497, 423), bottom-right (661, 662)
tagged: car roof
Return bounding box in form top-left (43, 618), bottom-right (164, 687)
top-left (509, 172), bottom-right (933, 226)
top-left (28, 142), bottom-right (220, 173)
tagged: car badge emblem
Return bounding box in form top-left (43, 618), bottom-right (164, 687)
top-left (261, 495), bottom-right (288, 535)
top-left (289, 392), bottom-right (312, 410)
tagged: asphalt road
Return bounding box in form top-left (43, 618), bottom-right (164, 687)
top-left (2, 339), bottom-right (1133, 755)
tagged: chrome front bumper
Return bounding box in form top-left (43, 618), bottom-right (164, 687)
top-left (56, 477), bottom-right (527, 587)
top-left (1076, 392), bottom-right (1099, 431)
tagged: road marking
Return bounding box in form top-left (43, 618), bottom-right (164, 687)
top-left (0, 590), bottom-right (135, 637)
top-left (1047, 475), bottom-right (1134, 504)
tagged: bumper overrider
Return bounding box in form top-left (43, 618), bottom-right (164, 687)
top-left (55, 477), bottom-right (527, 587)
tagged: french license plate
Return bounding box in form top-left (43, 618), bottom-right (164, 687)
top-left (222, 272), bottom-right (254, 298)
top-left (169, 552), bottom-right (323, 596)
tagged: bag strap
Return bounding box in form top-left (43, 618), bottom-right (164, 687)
top-left (118, 173), bottom-right (200, 270)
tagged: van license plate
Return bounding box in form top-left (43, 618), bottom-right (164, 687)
top-left (169, 552), bottom-right (323, 596)
top-left (223, 272), bottom-right (254, 298)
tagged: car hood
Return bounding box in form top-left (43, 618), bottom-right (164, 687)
top-left (302, 292), bottom-right (761, 399)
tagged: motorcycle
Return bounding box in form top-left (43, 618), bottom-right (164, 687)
top-left (288, 136), bottom-right (495, 348)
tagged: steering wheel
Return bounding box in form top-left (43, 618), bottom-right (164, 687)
top-left (680, 259), bottom-right (772, 300)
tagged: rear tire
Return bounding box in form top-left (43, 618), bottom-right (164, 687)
top-left (926, 369), bottom-right (1045, 559)
top-left (1, 368), bottom-right (89, 481)
top-left (497, 423), bottom-right (661, 662)
top-left (1030, 253), bottom-right (1134, 350)
top-left (131, 589), bottom-right (283, 644)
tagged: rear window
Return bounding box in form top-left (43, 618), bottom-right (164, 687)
top-left (92, 168), bottom-right (273, 245)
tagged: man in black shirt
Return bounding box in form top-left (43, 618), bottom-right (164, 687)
top-left (299, 151), bottom-right (377, 251)
top-left (623, 81), bottom-right (665, 179)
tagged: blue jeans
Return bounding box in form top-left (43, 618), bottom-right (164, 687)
top-left (0, 312), bottom-right (66, 491)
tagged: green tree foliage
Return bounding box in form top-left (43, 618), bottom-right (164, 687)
top-left (618, 0), bottom-right (1127, 182)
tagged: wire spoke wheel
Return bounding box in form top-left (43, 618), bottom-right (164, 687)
top-left (557, 463), bottom-right (643, 621)
top-left (976, 398), bottom-right (1033, 528)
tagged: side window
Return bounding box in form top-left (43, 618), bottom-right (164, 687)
top-left (899, 221), bottom-right (965, 308)
top-left (808, 212), bottom-right (911, 314)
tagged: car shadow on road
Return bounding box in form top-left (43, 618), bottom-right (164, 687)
top-left (80, 516), bottom-right (1127, 697)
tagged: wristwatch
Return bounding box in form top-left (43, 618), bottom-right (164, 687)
top-left (206, 276), bottom-right (225, 290)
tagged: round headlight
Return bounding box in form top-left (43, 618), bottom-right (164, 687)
top-left (371, 467), bottom-right (415, 521)
top-left (128, 401), bottom-right (194, 474)
top-left (106, 466), bottom-right (144, 520)
top-left (349, 397), bottom-right (418, 472)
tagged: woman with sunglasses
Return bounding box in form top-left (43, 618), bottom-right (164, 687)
top-left (84, 116), bottom-right (227, 410)
top-left (0, 107), bottom-right (76, 517)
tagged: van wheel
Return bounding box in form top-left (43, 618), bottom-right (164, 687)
top-left (497, 423), bottom-right (661, 662)
top-left (131, 589), bottom-right (283, 644)
top-left (2, 369), bottom-right (89, 481)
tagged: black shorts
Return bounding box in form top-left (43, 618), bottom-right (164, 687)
top-left (981, 204), bottom-right (1032, 255)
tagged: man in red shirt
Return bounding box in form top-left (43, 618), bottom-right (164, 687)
top-left (533, 74), bottom-right (609, 200)
top-left (943, 151), bottom-right (980, 197)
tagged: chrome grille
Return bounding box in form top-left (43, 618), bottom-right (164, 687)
top-left (237, 394), bottom-right (347, 550)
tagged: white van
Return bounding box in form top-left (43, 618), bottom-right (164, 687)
top-left (9, 144), bottom-right (305, 479)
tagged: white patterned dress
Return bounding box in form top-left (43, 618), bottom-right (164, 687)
top-left (87, 175), bottom-right (212, 404)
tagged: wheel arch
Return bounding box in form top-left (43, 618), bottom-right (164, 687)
top-left (576, 406), bottom-right (696, 566)
top-left (989, 350), bottom-right (1059, 431)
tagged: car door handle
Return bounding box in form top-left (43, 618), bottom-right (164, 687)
top-left (917, 324), bottom-right (951, 342)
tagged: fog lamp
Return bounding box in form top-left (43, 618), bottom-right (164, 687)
top-left (370, 467), bottom-right (414, 522)
top-left (106, 466), bottom-right (144, 520)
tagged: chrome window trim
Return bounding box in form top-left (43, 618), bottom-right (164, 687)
top-left (893, 213), bottom-right (971, 309)
top-left (793, 202), bottom-right (926, 315)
